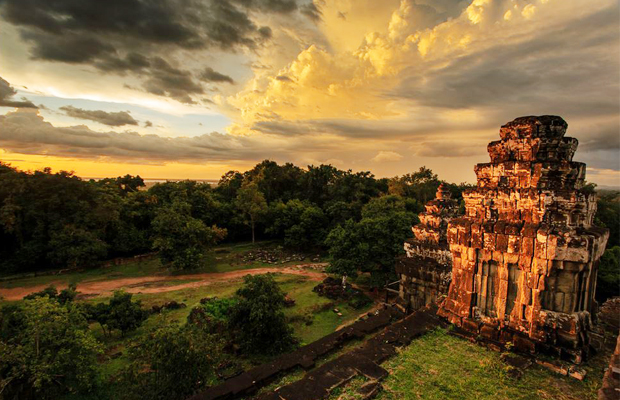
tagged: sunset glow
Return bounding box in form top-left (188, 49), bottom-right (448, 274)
top-left (0, 0), bottom-right (618, 186)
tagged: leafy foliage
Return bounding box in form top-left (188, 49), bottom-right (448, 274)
top-left (228, 274), bottom-right (297, 355)
top-left (596, 246), bottom-right (620, 302)
top-left (87, 290), bottom-right (148, 337)
top-left (152, 199), bottom-right (227, 269)
top-left (0, 297), bottom-right (103, 399)
top-left (0, 160), bottom-right (475, 275)
top-left (23, 283), bottom-right (79, 304)
top-left (326, 195), bottom-right (416, 285)
top-left (267, 199), bottom-right (327, 249)
top-left (595, 191), bottom-right (620, 248)
top-left (121, 319), bottom-right (225, 400)
top-left (235, 181), bottom-right (268, 243)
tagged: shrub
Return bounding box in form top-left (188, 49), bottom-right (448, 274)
top-left (228, 274), bottom-right (297, 355)
top-left (89, 290), bottom-right (148, 337)
top-left (121, 319), bottom-right (225, 400)
top-left (0, 297), bottom-right (103, 400)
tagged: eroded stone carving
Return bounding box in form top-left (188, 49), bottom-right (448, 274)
top-left (396, 183), bottom-right (459, 311)
top-left (437, 116), bottom-right (609, 363)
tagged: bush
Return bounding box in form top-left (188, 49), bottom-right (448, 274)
top-left (228, 274), bottom-right (297, 355)
top-left (187, 298), bottom-right (237, 333)
top-left (88, 291), bottom-right (148, 337)
top-left (0, 297), bottom-right (103, 400)
top-left (121, 319), bottom-right (225, 400)
top-left (348, 291), bottom-right (372, 309)
top-left (23, 283), bottom-right (79, 304)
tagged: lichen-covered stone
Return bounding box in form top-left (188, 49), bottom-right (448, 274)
top-left (397, 183), bottom-right (459, 311)
top-left (437, 115), bottom-right (609, 363)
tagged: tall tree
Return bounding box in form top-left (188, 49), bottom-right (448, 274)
top-left (235, 181), bottom-right (267, 243)
top-left (326, 195), bottom-right (416, 286)
top-left (152, 200), bottom-right (226, 269)
top-left (228, 274), bottom-right (296, 355)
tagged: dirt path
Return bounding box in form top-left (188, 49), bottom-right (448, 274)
top-left (0, 264), bottom-right (328, 301)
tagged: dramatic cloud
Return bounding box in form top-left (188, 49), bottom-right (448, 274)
top-left (0, 0), bottom-right (305, 103)
top-left (142, 57), bottom-right (205, 104)
top-left (200, 68), bottom-right (235, 84)
top-left (59, 106), bottom-right (139, 127)
top-left (144, 121), bottom-right (153, 128)
top-left (0, 0), bottom-right (618, 185)
top-left (0, 110), bottom-right (265, 162)
top-left (0, 109), bottom-right (344, 164)
top-left (300, 1), bottom-right (322, 22)
top-left (0, 77), bottom-right (36, 108)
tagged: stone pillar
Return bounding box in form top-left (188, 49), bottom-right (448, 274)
top-left (437, 116), bottom-right (609, 363)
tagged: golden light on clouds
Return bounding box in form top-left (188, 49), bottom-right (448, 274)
top-left (0, 0), bottom-right (618, 186)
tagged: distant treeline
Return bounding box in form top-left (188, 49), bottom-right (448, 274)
top-left (0, 160), bottom-right (469, 274)
top-left (0, 160), bottom-right (617, 300)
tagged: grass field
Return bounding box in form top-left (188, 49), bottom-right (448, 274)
top-left (328, 328), bottom-right (606, 400)
top-left (1, 241), bottom-right (355, 400)
top-left (78, 273), bottom-right (372, 397)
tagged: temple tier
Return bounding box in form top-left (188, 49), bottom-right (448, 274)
top-left (396, 183), bottom-right (459, 311)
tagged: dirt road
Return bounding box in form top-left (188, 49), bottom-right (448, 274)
top-left (0, 264), bottom-right (327, 301)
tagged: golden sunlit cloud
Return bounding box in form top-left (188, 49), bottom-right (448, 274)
top-left (0, 0), bottom-right (618, 185)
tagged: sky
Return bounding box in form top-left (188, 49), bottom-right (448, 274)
top-left (0, 0), bottom-right (618, 186)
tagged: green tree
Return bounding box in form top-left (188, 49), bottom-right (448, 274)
top-left (92, 290), bottom-right (148, 337)
top-left (47, 225), bottom-right (108, 268)
top-left (152, 200), bottom-right (226, 269)
top-left (266, 199), bottom-right (328, 249)
top-left (0, 297), bottom-right (103, 399)
top-left (121, 318), bottom-right (224, 400)
top-left (235, 181), bottom-right (267, 243)
top-left (596, 246), bottom-right (620, 303)
top-left (228, 274), bottom-right (296, 355)
top-left (326, 195), bottom-right (416, 286)
top-left (595, 192), bottom-right (620, 248)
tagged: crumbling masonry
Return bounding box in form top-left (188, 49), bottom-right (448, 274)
top-left (396, 183), bottom-right (459, 311)
top-left (437, 116), bottom-right (609, 363)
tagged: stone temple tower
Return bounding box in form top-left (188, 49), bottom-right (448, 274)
top-left (396, 183), bottom-right (459, 311)
top-left (437, 116), bottom-right (609, 363)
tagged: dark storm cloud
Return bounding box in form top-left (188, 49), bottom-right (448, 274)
top-left (300, 1), bottom-right (321, 22)
top-left (95, 53), bottom-right (152, 74)
top-left (22, 32), bottom-right (116, 64)
top-left (252, 116), bottom-right (484, 139)
top-left (391, 7), bottom-right (619, 118)
top-left (200, 67), bottom-right (235, 84)
top-left (0, 77), bottom-right (37, 108)
top-left (59, 106), bottom-right (139, 127)
top-left (232, 0), bottom-right (298, 13)
top-left (579, 127), bottom-right (620, 152)
top-left (142, 57), bottom-right (205, 104)
top-left (0, 0), bottom-right (301, 103)
top-left (415, 141), bottom-right (485, 158)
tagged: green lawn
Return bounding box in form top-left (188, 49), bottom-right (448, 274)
top-left (329, 328), bottom-right (604, 400)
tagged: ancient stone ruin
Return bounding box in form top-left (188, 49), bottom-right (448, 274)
top-left (437, 115), bottom-right (609, 363)
top-left (396, 183), bottom-right (459, 311)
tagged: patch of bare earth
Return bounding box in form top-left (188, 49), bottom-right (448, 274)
top-left (0, 264), bottom-right (327, 300)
